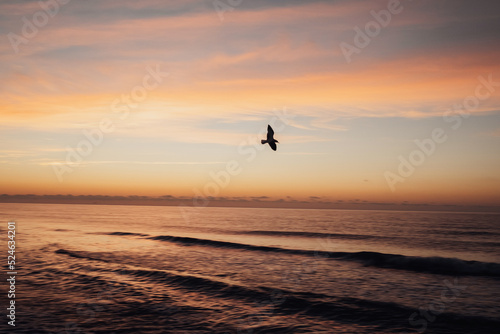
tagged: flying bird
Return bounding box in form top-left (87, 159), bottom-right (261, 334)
top-left (261, 124), bottom-right (279, 151)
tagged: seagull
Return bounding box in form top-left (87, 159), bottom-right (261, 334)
top-left (261, 124), bottom-right (279, 151)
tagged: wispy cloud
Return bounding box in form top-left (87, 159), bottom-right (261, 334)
top-left (279, 152), bottom-right (330, 156)
top-left (39, 160), bottom-right (226, 166)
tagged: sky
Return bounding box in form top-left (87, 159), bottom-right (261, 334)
top-left (1, 0), bottom-right (499, 207)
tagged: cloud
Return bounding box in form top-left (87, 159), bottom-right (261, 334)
top-left (484, 128), bottom-right (500, 137)
top-left (2, 0), bottom-right (499, 127)
top-left (38, 160), bottom-right (226, 166)
top-left (279, 152), bottom-right (329, 156)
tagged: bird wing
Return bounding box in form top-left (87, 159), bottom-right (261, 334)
top-left (267, 125), bottom-right (274, 141)
top-left (268, 141), bottom-right (277, 151)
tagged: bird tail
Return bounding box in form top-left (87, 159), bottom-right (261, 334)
top-left (261, 140), bottom-right (267, 144)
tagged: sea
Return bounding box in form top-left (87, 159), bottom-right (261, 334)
top-left (1, 203), bottom-right (499, 334)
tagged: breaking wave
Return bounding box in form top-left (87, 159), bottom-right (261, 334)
top-left (147, 234), bottom-right (500, 277)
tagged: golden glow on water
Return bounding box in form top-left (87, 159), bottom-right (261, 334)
top-left (2, 203), bottom-right (500, 333)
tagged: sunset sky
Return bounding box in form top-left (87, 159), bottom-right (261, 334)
top-left (1, 0), bottom-right (499, 206)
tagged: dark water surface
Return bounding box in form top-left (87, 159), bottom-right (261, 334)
top-left (1, 203), bottom-right (499, 333)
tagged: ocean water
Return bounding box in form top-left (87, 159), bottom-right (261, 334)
top-left (1, 203), bottom-right (500, 334)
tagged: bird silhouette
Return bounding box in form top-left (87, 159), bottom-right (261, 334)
top-left (261, 124), bottom-right (279, 151)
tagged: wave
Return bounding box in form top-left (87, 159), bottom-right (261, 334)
top-left (121, 268), bottom-right (267, 300)
top-left (55, 249), bottom-right (110, 263)
top-left (240, 230), bottom-right (384, 240)
top-left (86, 231), bottom-right (149, 236)
top-left (51, 243), bottom-right (500, 333)
top-left (115, 267), bottom-right (500, 333)
top-left (106, 232), bottom-right (149, 236)
top-left (118, 268), bottom-right (411, 314)
top-left (426, 229), bottom-right (500, 237)
top-left (243, 230), bottom-right (500, 246)
top-left (339, 251), bottom-right (500, 277)
top-left (148, 235), bottom-right (500, 277)
top-left (448, 230), bottom-right (500, 236)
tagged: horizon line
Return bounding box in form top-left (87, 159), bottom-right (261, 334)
top-left (1, 194), bottom-right (499, 213)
